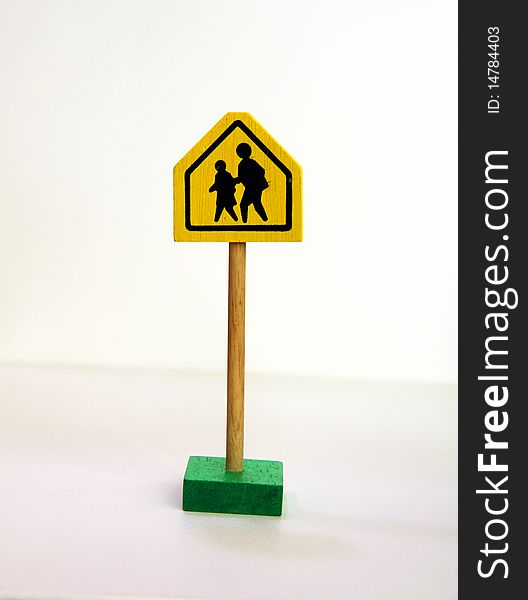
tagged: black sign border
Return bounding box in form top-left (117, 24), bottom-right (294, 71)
top-left (184, 120), bottom-right (293, 231)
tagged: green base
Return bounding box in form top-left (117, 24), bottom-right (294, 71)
top-left (182, 456), bottom-right (283, 516)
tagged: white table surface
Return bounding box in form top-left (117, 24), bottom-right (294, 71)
top-left (0, 365), bottom-right (457, 600)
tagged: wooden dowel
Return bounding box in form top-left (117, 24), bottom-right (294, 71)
top-left (226, 242), bottom-right (246, 472)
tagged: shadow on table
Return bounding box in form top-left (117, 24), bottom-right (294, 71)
top-left (163, 483), bottom-right (348, 558)
top-left (162, 481), bottom-right (454, 560)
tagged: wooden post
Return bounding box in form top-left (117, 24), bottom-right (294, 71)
top-left (226, 242), bottom-right (246, 472)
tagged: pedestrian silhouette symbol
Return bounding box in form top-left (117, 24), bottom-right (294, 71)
top-left (234, 143), bottom-right (269, 223)
top-left (209, 160), bottom-right (239, 222)
top-left (209, 143), bottom-right (270, 224)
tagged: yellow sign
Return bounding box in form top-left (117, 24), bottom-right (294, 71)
top-left (174, 113), bottom-right (302, 242)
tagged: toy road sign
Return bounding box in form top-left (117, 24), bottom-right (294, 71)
top-left (173, 112), bottom-right (302, 242)
top-left (174, 112), bottom-right (302, 516)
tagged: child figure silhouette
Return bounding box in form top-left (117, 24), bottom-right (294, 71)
top-left (209, 160), bottom-right (239, 222)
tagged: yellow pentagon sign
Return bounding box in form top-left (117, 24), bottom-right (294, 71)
top-left (173, 112), bottom-right (302, 242)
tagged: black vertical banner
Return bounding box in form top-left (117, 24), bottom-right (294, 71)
top-left (459, 2), bottom-right (526, 598)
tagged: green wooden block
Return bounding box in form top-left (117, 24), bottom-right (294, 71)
top-left (182, 456), bottom-right (283, 516)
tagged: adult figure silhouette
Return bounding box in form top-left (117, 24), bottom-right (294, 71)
top-left (233, 143), bottom-right (269, 223)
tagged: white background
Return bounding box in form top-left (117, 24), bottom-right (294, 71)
top-left (0, 0), bottom-right (457, 383)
